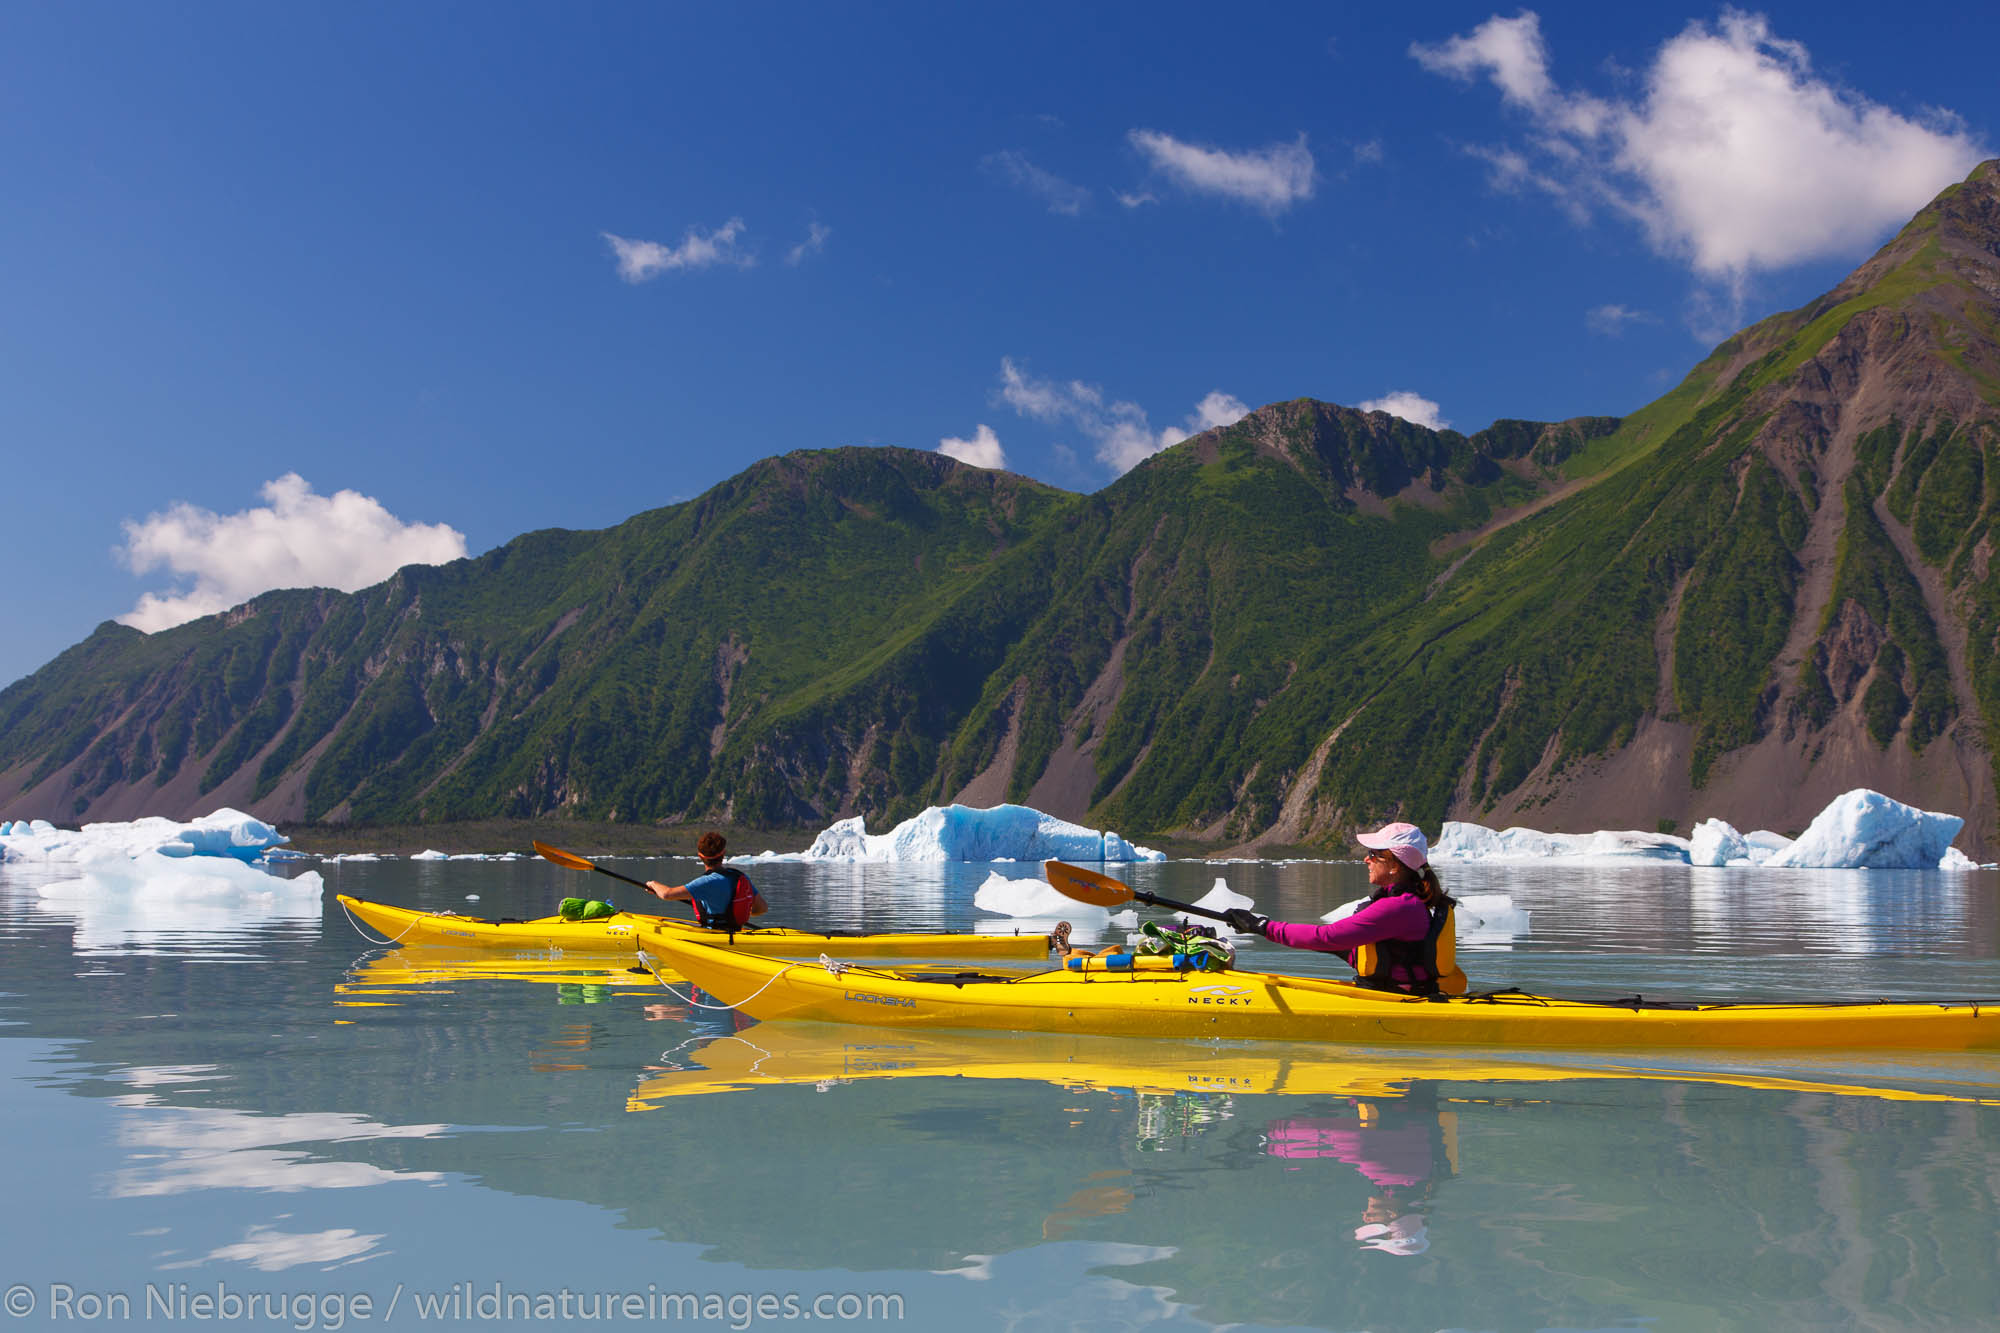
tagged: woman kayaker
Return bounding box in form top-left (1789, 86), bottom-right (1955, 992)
top-left (644, 831), bottom-right (768, 931)
top-left (1223, 821), bottom-right (1466, 995)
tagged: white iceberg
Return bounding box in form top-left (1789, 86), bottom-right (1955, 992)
top-left (0, 809), bottom-right (289, 865)
top-left (1432, 823), bottom-right (1690, 864)
top-left (765, 803), bottom-right (1163, 864)
top-left (38, 854), bottom-right (324, 954)
top-left (409, 849), bottom-right (450, 861)
top-left (1762, 790), bottom-right (1963, 869)
top-left (1433, 790), bottom-right (1970, 870)
top-left (1687, 818), bottom-right (1749, 867)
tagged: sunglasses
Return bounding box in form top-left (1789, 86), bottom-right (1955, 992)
top-left (1364, 849), bottom-right (1398, 863)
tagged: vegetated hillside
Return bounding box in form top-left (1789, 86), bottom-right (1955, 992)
top-left (941, 157), bottom-right (2000, 857)
top-left (4, 161), bottom-right (1998, 856)
top-left (0, 450), bottom-right (1072, 827)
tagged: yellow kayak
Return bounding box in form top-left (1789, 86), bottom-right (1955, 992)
top-left (636, 933), bottom-right (2000, 1052)
top-left (336, 894), bottom-right (1060, 958)
top-left (625, 1024), bottom-right (2000, 1110)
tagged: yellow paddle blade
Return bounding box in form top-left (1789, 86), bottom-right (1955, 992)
top-left (1043, 860), bottom-right (1136, 908)
top-left (532, 840), bottom-right (596, 872)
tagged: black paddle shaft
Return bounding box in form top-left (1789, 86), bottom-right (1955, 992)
top-left (588, 863), bottom-right (653, 893)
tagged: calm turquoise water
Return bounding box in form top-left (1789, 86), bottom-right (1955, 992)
top-left (3, 855), bottom-right (1999, 1332)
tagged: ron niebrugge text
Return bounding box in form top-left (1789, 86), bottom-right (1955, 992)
top-left (4, 1281), bottom-right (906, 1328)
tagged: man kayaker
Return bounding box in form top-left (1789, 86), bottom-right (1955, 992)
top-left (1222, 821), bottom-right (1466, 995)
top-left (644, 831), bottom-right (767, 931)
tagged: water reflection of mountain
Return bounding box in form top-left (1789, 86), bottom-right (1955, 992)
top-left (5, 879), bottom-right (2000, 1332)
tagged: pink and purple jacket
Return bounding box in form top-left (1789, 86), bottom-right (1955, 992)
top-left (1261, 894), bottom-right (1432, 973)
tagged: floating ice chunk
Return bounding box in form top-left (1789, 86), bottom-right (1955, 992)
top-left (972, 871), bottom-right (1109, 921)
top-left (325, 854), bottom-right (382, 863)
top-left (1, 809), bottom-right (289, 864)
top-left (1455, 893), bottom-right (1529, 936)
top-left (1938, 848), bottom-right (1981, 872)
top-left (1688, 819), bottom-right (1748, 867)
top-left (410, 850), bottom-right (449, 861)
top-left (1763, 789), bottom-right (1964, 869)
top-left (1433, 823), bottom-right (1690, 864)
top-left (37, 854), bottom-right (324, 954)
top-left (1189, 878), bottom-right (1255, 914)
top-left (773, 804), bottom-right (1163, 863)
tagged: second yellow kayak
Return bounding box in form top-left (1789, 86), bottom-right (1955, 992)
top-left (337, 894), bottom-right (1060, 958)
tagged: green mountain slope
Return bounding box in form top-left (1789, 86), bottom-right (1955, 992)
top-left (4, 160), bottom-right (1997, 856)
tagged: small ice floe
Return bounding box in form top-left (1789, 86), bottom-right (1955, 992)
top-left (464, 894), bottom-right (481, 902)
top-left (1, 809), bottom-right (290, 865)
top-left (753, 803), bottom-right (1163, 863)
top-left (973, 871), bottom-right (1110, 921)
top-left (38, 854), bottom-right (324, 953)
top-left (325, 854), bottom-right (383, 863)
top-left (410, 850), bottom-right (450, 862)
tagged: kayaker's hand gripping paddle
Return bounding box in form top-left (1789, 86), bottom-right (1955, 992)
top-left (1042, 860), bottom-right (1233, 924)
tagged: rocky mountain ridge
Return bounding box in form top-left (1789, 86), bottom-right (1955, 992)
top-left (4, 161), bottom-right (1997, 856)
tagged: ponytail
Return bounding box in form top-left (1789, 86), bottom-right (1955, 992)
top-left (1383, 859), bottom-right (1447, 907)
top-left (1415, 864), bottom-right (1448, 908)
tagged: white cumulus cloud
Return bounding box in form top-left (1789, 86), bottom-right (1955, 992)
top-left (603, 219), bottom-right (753, 281)
top-left (117, 474), bottom-right (468, 632)
top-left (938, 424), bottom-right (1008, 470)
top-left (1127, 129), bottom-right (1316, 213)
top-left (996, 359), bottom-right (1250, 475)
top-left (1358, 391), bottom-right (1450, 430)
top-left (1412, 10), bottom-right (1987, 305)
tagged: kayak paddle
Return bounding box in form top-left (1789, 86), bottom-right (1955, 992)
top-left (532, 840), bottom-right (655, 894)
top-left (1043, 860), bottom-right (1232, 924)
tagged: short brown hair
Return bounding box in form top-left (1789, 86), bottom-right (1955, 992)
top-left (696, 831), bottom-right (727, 861)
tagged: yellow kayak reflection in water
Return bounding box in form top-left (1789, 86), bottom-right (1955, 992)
top-left (624, 1023), bottom-right (2000, 1111)
top-left (335, 945), bottom-right (666, 1008)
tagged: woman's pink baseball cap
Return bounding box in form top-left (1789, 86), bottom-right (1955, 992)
top-left (1357, 822), bottom-right (1429, 871)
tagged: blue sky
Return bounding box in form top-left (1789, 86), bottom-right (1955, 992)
top-left (3, 2), bottom-right (1995, 686)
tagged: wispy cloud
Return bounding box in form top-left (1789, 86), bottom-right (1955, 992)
top-left (1412, 10), bottom-right (1988, 330)
top-left (117, 474), bottom-right (467, 632)
top-left (785, 221), bottom-right (831, 266)
top-left (1585, 303), bottom-right (1656, 335)
top-left (1358, 391), bottom-right (1449, 430)
top-left (937, 424), bottom-right (1008, 470)
top-left (983, 150), bottom-right (1090, 215)
top-left (1127, 129), bottom-right (1316, 213)
top-left (602, 219), bottom-right (753, 281)
top-left (997, 359), bottom-right (1249, 475)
